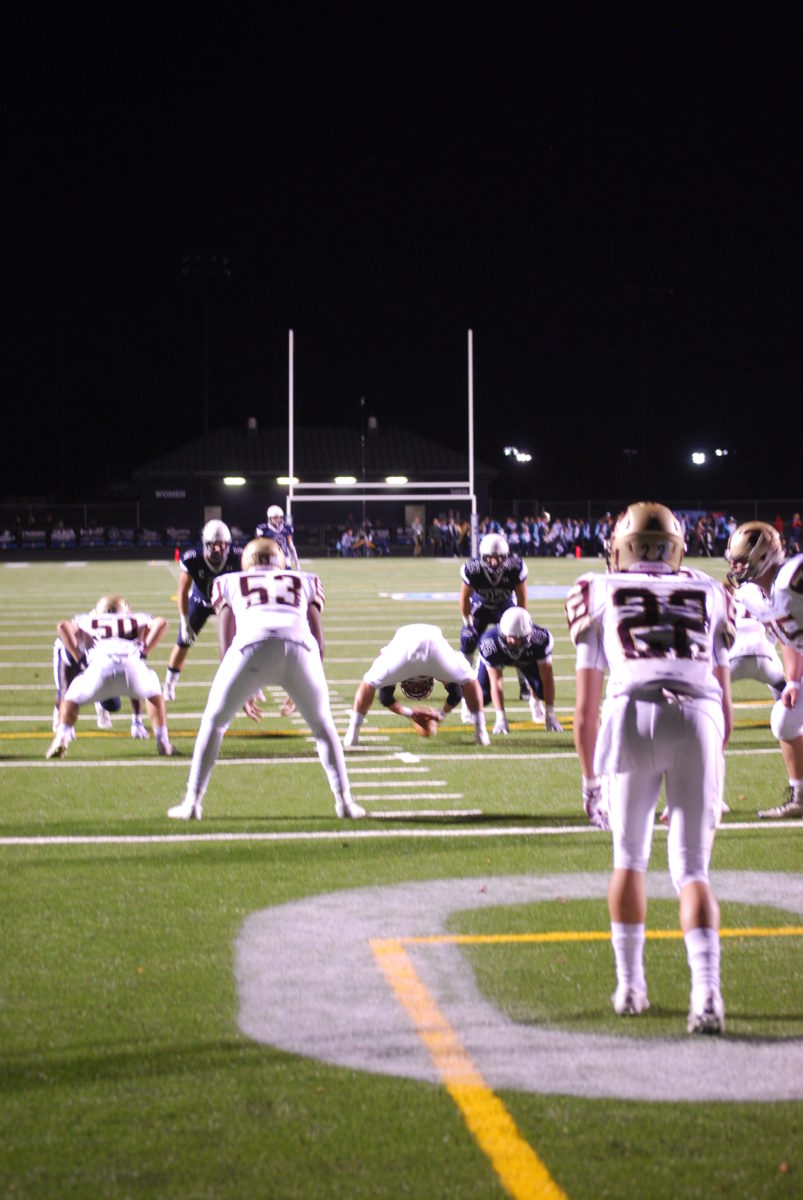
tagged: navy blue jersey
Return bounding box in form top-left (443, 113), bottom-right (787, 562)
top-left (255, 518), bottom-right (295, 557)
top-left (460, 555), bottom-right (528, 611)
top-left (180, 543), bottom-right (243, 607)
top-left (477, 622), bottom-right (553, 688)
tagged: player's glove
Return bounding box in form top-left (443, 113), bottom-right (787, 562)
top-left (460, 625), bottom-right (478, 656)
top-left (544, 705), bottom-right (563, 733)
top-left (582, 776), bottom-right (610, 830)
top-left (179, 615), bottom-right (196, 646)
top-left (492, 713), bottom-right (510, 735)
top-left (130, 718), bottom-right (150, 740)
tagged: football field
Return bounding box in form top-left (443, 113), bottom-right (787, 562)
top-left (1, 554), bottom-right (801, 1199)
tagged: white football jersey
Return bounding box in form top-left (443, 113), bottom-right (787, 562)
top-left (761, 554), bottom-right (803, 649)
top-left (730, 582), bottom-right (778, 659)
top-left (212, 569), bottom-right (324, 650)
top-left (75, 610), bottom-right (150, 660)
top-left (566, 567), bottom-right (733, 701)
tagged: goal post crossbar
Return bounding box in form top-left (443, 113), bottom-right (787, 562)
top-left (287, 491), bottom-right (476, 505)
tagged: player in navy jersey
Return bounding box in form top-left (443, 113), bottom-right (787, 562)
top-left (459, 532), bottom-right (538, 715)
top-left (477, 608), bottom-right (563, 734)
top-left (255, 505), bottom-right (299, 569)
top-left (162, 520), bottom-right (243, 701)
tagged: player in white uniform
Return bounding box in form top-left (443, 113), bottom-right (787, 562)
top-left (566, 502), bottom-right (734, 1035)
top-left (726, 580), bottom-right (785, 697)
top-left (726, 521), bottom-right (803, 819)
top-left (46, 596), bottom-right (176, 758)
top-left (344, 623), bottom-right (489, 746)
top-left (167, 538), bottom-right (362, 821)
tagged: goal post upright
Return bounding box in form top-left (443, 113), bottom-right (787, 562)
top-left (287, 329), bottom-right (295, 521)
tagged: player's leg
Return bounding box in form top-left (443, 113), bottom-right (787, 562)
top-left (280, 642), bottom-right (364, 818)
top-left (163, 597), bottom-right (211, 700)
top-left (762, 692), bottom-right (803, 818)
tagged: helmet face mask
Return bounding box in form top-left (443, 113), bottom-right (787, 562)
top-left (266, 505), bottom-right (283, 532)
top-left (96, 594), bottom-right (130, 615)
top-left (241, 537), bottom-right (286, 571)
top-left (498, 606), bottom-right (533, 658)
top-left (608, 502), bottom-right (684, 573)
top-left (400, 676), bottom-right (434, 701)
top-left (479, 532), bottom-right (509, 584)
top-left (726, 521), bottom-right (784, 586)
top-left (202, 520), bottom-right (232, 572)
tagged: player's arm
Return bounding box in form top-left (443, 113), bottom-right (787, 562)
top-left (486, 664), bottom-right (505, 711)
top-left (307, 602), bottom-right (324, 657)
top-left (286, 535), bottom-right (300, 570)
top-left (217, 602), bottom-right (236, 658)
top-left (176, 570), bottom-right (196, 645)
top-left (713, 665), bottom-right (734, 746)
top-left (56, 619), bottom-right (85, 663)
top-left (513, 580), bottom-right (528, 608)
top-left (536, 659), bottom-right (557, 707)
top-left (459, 581), bottom-right (475, 625)
top-left (140, 617), bottom-right (168, 658)
top-left (573, 667), bottom-right (603, 778)
top-left (779, 644), bottom-right (803, 709)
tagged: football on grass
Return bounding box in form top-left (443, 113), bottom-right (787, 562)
top-left (413, 715), bottom-right (438, 737)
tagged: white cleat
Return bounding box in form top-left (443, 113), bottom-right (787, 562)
top-left (474, 725), bottom-right (491, 747)
top-left (95, 703), bottom-right (113, 730)
top-left (45, 734), bottom-right (70, 760)
top-left (758, 785), bottom-right (803, 820)
top-left (687, 989), bottom-right (725, 1035)
top-left (52, 705), bottom-right (60, 733)
top-left (157, 740), bottom-right (179, 757)
top-left (167, 796), bottom-right (203, 820)
top-left (612, 984), bottom-right (650, 1016)
top-left (529, 696), bottom-right (545, 723)
top-left (334, 794), bottom-right (366, 819)
top-left (162, 675), bottom-right (177, 703)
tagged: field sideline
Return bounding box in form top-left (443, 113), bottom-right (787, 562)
top-left (1, 555), bottom-right (801, 1199)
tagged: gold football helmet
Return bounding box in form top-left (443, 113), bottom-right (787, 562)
top-left (725, 521), bottom-right (784, 586)
top-left (241, 537), bottom-right (286, 571)
top-left (608, 502), bottom-right (684, 573)
top-left (96, 594), bottom-right (131, 614)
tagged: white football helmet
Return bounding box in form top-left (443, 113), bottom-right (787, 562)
top-left (266, 505), bottom-right (284, 532)
top-left (241, 537), bottom-right (286, 571)
top-left (202, 520), bottom-right (232, 572)
top-left (498, 606), bottom-right (533, 658)
top-left (96, 594), bottom-right (131, 615)
top-left (479, 532), bottom-right (509, 584)
top-left (400, 676), bottom-right (434, 701)
top-left (726, 521), bottom-right (785, 586)
top-left (607, 502), bottom-right (684, 573)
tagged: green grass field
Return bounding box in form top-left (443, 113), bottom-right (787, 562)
top-left (1, 554), bottom-right (801, 1199)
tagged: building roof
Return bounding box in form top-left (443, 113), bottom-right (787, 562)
top-left (134, 424), bottom-right (497, 482)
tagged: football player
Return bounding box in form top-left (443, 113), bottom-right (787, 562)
top-left (477, 607), bottom-right (563, 735)
top-left (47, 596), bottom-right (176, 758)
top-left (255, 504), bottom-right (300, 569)
top-left (344, 623), bottom-right (489, 747)
top-left (567, 501), bottom-right (734, 1035)
top-left (163, 520), bottom-right (242, 701)
top-left (726, 520), bottom-right (803, 819)
top-left (168, 538), bottom-right (362, 821)
top-left (459, 532), bottom-right (536, 713)
top-left (53, 635), bottom-right (149, 738)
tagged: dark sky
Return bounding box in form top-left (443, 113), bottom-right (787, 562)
top-left (6, 5), bottom-right (801, 503)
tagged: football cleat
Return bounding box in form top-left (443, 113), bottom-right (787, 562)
top-left (167, 796), bottom-right (203, 820)
top-left (687, 989), bottom-right (725, 1035)
top-left (474, 724), bottom-right (491, 747)
top-left (334, 794), bottom-right (366, 819)
top-left (45, 734), bottom-right (70, 760)
top-left (758, 784), bottom-right (803, 820)
top-left (612, 984), bottom-right (650, 1016)
top-left (95, 703), bottom-right (113, 730)
top-left (157, 740), bottom-right (179, 757)
top-left (52, 705), bottom-right (60, 732)
top-left (529, 695), bottom-right (545, 722)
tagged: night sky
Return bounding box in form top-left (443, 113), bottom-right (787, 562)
top-left (6, 6), bottom-right (800, 504)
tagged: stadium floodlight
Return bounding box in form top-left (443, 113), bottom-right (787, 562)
top-left (334, 476), bottom-right (357, 485)
top-left (385, 475), bottom-right (408, 485)
top-left (691, 451), bottom-right (707, 466)
top-left (223, 476), bottom-right (246, 486)
top-left (504, 446), bottom-right (532, 463)
top-left (276, 476), bottom-right (300, 485)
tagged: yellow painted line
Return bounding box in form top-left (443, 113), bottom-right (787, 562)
top-left (401, 927), bottom-right (803, 945)
top-left (371, 937), bottom-right (567, 1200)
